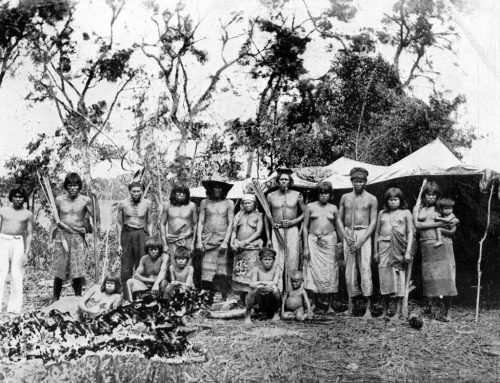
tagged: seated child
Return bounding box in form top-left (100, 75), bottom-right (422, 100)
top-left (434, 198), bottom-right (459, 247)
top-left (281, 271), bottom-right (312, 321)
top-left (78, 275), bottom-right (122, 320)
top-left (244, 248), bottom-right (281, 325)
top-left (126, 238), bottom-right (168, 301)
top-left (163, 246), bottom-right (195, 299)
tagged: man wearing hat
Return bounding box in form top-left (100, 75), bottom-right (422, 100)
top-left (197, 175), bottom-right (235, 301)
top-left (266, 168), bottom-right (305, 291)
top-left (337, 167), bottom-right (378, 317)
top-left (230, 193), bottom-right (263, 305)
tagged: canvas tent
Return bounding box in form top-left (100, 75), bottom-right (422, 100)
top-left (190, 139), bottom-right (500, 306)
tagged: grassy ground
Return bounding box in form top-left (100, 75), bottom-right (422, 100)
top-left (1, 263), bottom-right (500, 382)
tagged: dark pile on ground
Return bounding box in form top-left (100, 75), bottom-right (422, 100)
top-left (0, 265), bottom-right (499, 382)
top-left (0, 289), bottom-right (212, 365)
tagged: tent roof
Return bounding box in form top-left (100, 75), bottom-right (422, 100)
top-left (325, 157), bottom-right (387, 178)
top-left (369, 138), bottom-right (482, 184)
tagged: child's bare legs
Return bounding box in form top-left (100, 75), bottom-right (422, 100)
top-left (434, 228), bottom-right (443, 247)
top-left (294, 307), bottom-right (307, 321)
top-left (281, 311), bottom-right (295, 320)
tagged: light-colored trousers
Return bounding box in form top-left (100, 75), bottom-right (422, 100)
top-left (0, 233), bottom-right (25, 313)
top-left (344, 227), bottom-right (373, 298)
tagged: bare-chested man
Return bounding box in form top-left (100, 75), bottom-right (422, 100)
top-left (231, 193), bottom-right (263, 305)
top-left (303, 181), bottom-right (340, 314)
top-left (337, 167), bottom-right (378, 317)
top-left (266, 168), bottom-right (305, 291)
top-left (126, 238), bottom-right (168, 301)
top-left (160, 184), bottom-right (197, 265)
top-left (197, 175), bottom-right (234, 301)
top-left (0, 186), bottom-right (33, 314)
top-left (117, 181), bottom-right (152, 288)
top-left (53, 173), bottom-right (95, 301)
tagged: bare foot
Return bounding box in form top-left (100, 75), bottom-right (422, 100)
top-left (441, 315), bottom-right (451, 322)
top-left (271, 313), bottom-right (280, 322)
top-left (243, 317), bottom-right (252, 326)
top-left (363, 310), bottom-right (372, 319)
top-left (326, 307), bottom-right (336, 316)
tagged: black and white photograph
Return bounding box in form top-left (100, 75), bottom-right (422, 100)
top-left (0, 0), bottom-right (499, 381)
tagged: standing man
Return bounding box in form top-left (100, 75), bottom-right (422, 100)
top-left (266, 168), bottom-right (305, 291)
top-left (303, 181), bottom-right (340, 314)
top-left (0, 186), bottom-right (33, 314)
top-left (117, 181), bottom-right (152, 290)
top-left (337, 167), bottom-right (378, 317)
top-left (160, 184), bottom-right (197, 265)
top-left (197, 175), bottom-right (234, 301)
top-left (231, 193), bottom-right (264, 305)
top-left (53, 173), bottom-right (95, 301)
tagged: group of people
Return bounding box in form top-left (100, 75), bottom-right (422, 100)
top-left (0, 168), bottom-right (459, 323)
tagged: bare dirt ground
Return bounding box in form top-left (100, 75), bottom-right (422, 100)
top-left (0, 265), bottom-right (499, 382)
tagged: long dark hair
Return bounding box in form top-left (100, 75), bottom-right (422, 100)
top-left (383, 187), bottom-right (408, 211)
top-left (169, 184), bottom-right (190, 206)
top-left (101, 275), bottom-right (121, 294)
top-left (63, 173), bottom-right (83, 191)
top-left (422, 181), bottom-right (441, 207)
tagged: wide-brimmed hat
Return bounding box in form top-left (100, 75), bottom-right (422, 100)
top-left (201, 174), bottom-right (234, 192)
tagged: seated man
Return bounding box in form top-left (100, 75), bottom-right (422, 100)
top-left (126, 238), bottom-right (168, 301)
top-left (244, 248), bottom-right (281, 325)
top-left (78, 274), bottom-right (122, 320)
top-left (163, 246), bottom-right (195, 299)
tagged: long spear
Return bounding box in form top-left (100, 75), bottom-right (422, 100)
top-left (37, 173), bottom-right (69, 252)
top-left (251, 179), bottom-right (284, 248)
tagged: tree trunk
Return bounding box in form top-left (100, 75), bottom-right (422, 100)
top-left (245, 150), bottom-right (254, 178)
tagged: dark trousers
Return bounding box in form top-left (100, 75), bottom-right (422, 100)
top-left (121, 226), bottom-right (146, 285)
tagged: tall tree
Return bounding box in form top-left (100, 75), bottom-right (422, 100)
top-left (377, 0), bottom-right (459, 88)
top-left (28, 0), bottom-right (137, 189)
top-left (0, 0), bottom-right (71, 88)
top-left (228, 0), bottom-right (357, 175)
top-left (140, 2), bottom-right (254, 161)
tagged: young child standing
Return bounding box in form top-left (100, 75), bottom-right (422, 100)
top-left (163, 246), bottom-right (194, 298)
top-left (374, 188), bottom-right (414, 319)
top-left (434, 198), bottom-right (458, 247)
top-left (244, 248), bottom-right (281, 325)
top-left (281, 271), bottom-right (312, 321)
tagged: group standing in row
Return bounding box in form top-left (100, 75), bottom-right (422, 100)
top-left (0, 169), bottom-right (458, 322)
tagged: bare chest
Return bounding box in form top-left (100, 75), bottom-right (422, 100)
top-left (205, 201), bottom-right (229, 217)
top-left (59, 198), bottom-right (87, 216)
top-left (123, 202), bottom-right (148, 219)
top-left (269, 192), bottom-right (298, 209)
top-left (168, 205), bottom-right (192, 220)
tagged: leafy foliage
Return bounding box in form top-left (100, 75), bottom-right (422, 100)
top-left (0, 0), bottom-right (72, 87)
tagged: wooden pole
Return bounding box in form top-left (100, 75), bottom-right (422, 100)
top-left (475, 183), bottom-right (495, 324)
top-left (91, 193), bottom-right (99, 283)
top-left (403, 178), bottom-right (427, 318)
